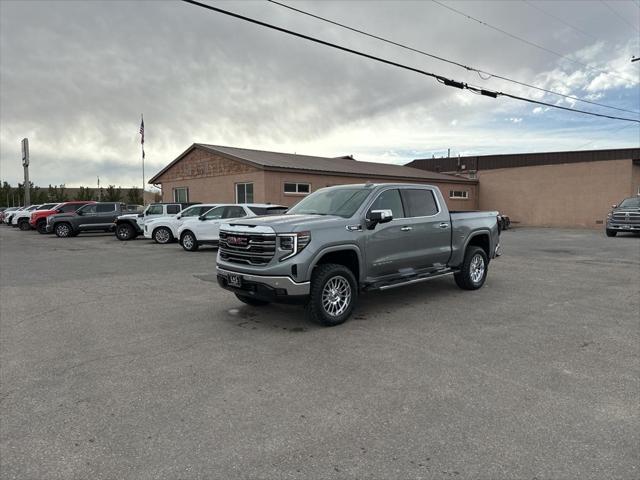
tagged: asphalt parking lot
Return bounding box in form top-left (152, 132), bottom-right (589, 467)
top-left (1, 226), bottom-right (638, 479)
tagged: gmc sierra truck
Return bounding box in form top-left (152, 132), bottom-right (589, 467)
top-left (216, 183), bottom-right (501, 326)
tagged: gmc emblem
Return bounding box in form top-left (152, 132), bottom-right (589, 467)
top-left (227, 236), bottom-right (248, 246)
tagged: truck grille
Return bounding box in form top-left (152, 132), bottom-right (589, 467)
top-left (612, 212), bottom-right (640, 224)
top-left (219, 232), bottom-right (276, 265)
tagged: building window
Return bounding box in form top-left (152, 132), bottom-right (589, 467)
top-left (236, 183), bottom-right (254, 203)
top-left (173, 187), bottom-right (189, 203)
top-left (449, 190), bottom-right (469, 199)
top-left (283, 182), bottom-right (311, 195)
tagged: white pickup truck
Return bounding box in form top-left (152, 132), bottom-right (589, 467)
top-left (114, 202), bottom-right (196, 241)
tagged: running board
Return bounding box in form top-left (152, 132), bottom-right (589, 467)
top-left (366, 269), bottom-right (456, 291)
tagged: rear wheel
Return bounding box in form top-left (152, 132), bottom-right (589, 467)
top-left (115, 223), bottom-right (135, 241)
top-left (153, 227), bottom-right (174, 244)
top-left (454, 246), bottom-right (488, 290)
top-left (235, 294), bottom-right (270, 306)
top-left (181, 231), bottom-right (199, 251)
top-left (18, 220), bottom-right (31, 231)
top-left (36, 220), bottom-right (48, 234)
top-left (54, 222), bottom-right (73, 238)
top-left (306, 263), bottom-right (357, 326)
top-left (605, 229), bottom-right (617, 237)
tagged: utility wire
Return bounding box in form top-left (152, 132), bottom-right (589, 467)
top-left (268, 0), bottom-right (639, 115)
top-left (599, 0), bottom-right (640, 34)
top-left (431, 0), bottom-right (636, 83)
top-left (573, 122), bottom-right (639, 150)
top-left (181, 0), bottom-right (640, 123)
top-left (522, 0), bottom-right (597, 41)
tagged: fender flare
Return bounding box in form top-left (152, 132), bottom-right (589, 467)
top-left (307, 244), bottom-right (364, 280)
top-left (462, 229), bottom-right (493, 258)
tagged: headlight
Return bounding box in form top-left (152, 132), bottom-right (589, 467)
top-left (606, 212), bottom-right (612, 219)
top-left (278, 231), bottom-right (311, 261)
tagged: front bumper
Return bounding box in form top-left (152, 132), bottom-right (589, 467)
top-left (607, 222), bottom-right (640, 231)
top-left (216, 266), bottom-right (310, 303)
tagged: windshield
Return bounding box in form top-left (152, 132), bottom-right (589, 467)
top-left (287, 187), bottom-right (371, 218)
top-left (618, 197), bottom-right (640, 208)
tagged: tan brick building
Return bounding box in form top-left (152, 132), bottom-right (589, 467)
top-left (148, 144), bottom-right (478, 210)
top-left (407, 148), bottom-right (640, 228)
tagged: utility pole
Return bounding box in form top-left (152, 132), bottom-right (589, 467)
top-left (21, 138), bottom-right (30, 206)
top-left (97, 176), bottom-right (101, 201)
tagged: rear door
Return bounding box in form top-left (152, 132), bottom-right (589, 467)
top-left (94, 203), bottom-right (119, 229)
top-left (399, 188), bottom-right (451, 270)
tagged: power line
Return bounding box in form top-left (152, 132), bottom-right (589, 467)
top-left (181, 0), bottom-right (640, 123)
top-left (268, 0), bottom-right (639, 115)
top-left (431, 0), bottom-right (636, 83)
top-left (573, 122), bottom-right (639, 150)
top-left (522, 0), bottom-right (597, 41)
top-left (599, 0), bottom-right (640, 34)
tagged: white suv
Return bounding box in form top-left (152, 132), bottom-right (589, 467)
top-left (144, 204), bottom-right (218, 244)
top-left (177, 204), bottom-right (287, 252)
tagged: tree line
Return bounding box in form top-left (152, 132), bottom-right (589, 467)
top-left (0, 182), bottom-right (143, 207)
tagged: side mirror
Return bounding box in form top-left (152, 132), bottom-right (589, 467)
top-left (76, 210), bottom-right (83, 216)
top-left (366, 209), bottom-right (393, 229)
top-left (176, 215), bottom-right (181, 219)
top-left (56, 209), bottom-right (63, 213)
top-left (198, 215), bottom-right (206, 221)
top-left (611, 204), bottom-right (618, 208)
top-left (138, 213), bottom-right (144, 217)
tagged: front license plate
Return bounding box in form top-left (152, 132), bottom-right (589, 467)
top-left (228, 274), bottom-right (242, 288)
top-left (623, 225), bottom-right (631, 230)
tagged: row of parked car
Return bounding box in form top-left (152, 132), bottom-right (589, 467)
top-left (0, 200), bottom-right (288, 251)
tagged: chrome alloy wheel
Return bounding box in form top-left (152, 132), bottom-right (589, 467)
top-left (321, 276), bottom-right (352, 317)
top-left (155, 228), bottom-right (171, 243)
top-left (470, 254), bottom-right (485, 284)
top-left (56, 223), bottom-right (71, 237)
top-left (182, 233), bottom-right (195, 250)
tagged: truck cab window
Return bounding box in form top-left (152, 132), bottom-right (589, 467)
top-left (368, 189), bottom-right (404, 219)
top-left (401, 189), bottom-right (438, 217)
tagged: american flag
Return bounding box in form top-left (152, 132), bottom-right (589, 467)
top-left (139, 115), bottom-right (145, 159)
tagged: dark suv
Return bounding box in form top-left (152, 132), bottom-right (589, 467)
top-left (606, 196), bottom-right (640, 236)
top-left (47, 202), bottom-right (133, 237)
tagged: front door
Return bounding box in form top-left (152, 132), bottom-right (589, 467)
top-left (94, 203), bottom-right (119, 229)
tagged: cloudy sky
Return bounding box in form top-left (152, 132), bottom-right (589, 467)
top-left (1, 0), bottom-right (639, 189)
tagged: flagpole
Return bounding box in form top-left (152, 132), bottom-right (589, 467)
top-left (140, 114), bottom-right (145, 204)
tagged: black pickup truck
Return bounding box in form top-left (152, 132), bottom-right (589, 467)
top-left (47, 202), bottom-right (136, 237)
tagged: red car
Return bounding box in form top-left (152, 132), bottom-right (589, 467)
top-left (30, 201), bottom-right (95, 234)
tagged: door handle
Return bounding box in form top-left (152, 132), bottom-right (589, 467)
top-left (439, 223), bottom-right (450, 229)
top-left (400, 226), bottom-right (413, 231)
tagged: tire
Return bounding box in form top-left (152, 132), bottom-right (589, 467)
top-left (54, 222), bottom-right (73, 238)
top-left (115, 223), bottom-right (135, 241)
top-left (18, 220), bottom-right (31, 231)
top-left (605, 229), bottom-right (617, 237)
top-left (306, 263), bottom-right (358, 326)
top-left (36, 220), bottom-right (48, 234)
top-left (235, 293), bottom-right (270, 306)
top-left (181, 231), bottom-right (199, 251)
top-left (454, 246), bottom-right (489, 290)
top-left (153, 227), bottom-right (174, 244)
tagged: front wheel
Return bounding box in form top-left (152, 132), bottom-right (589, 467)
top-left (153, 227), bottom-right (174, 244)
top-left (306, 263), bottom-right (357, 326)
top-left (181, 231), bottom-right (199, 251)
top-left (115, 223), bottom-right (135, 241)
top-left (605, 229), bottom-right (617, 237)
top-left (54, 222), bottom-right (73, 238)
top-left (454, 246), bottom-right (488, 290)
top-left (18, 220), bottom-right (31, 231)
top-left (235, 294), bottom-right (270, 306)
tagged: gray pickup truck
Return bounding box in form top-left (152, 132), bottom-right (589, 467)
top-left (216, 183), bottom-right (501, 326)
top-left (47, 202), bottom-right (134, 237)
top-left (606, 196), bottom-right (640, 236)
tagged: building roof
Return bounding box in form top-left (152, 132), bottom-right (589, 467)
top-left (406, 147), bottom-right (640, 173)
top-left (149, 144), bottom-right (476, 184)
